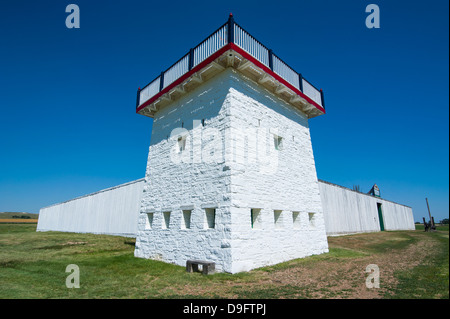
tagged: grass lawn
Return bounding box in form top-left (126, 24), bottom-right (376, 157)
top-left (0, 224), bottom-right (448, 299)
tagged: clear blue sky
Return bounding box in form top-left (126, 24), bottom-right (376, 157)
top-left (0, 0), bottom-right (448, 222)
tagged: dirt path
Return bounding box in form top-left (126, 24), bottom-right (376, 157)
top-left (172, 231), bottom-right (441, 299)
top-left (255, 232), bottom-right (437, 298)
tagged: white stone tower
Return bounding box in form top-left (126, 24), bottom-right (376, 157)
top-left (134, 15), bottom-right (329, 273)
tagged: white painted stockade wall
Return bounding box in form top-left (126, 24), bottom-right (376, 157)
top-left (37, 179), bottom-right (145, 237)
top-left (319, 180), bottom-right (415, 236)
top-left (37, 178), bottom-right (414, 238)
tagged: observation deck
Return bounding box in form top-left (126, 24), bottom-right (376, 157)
top-left (136, 14), bottom-right (325, 119)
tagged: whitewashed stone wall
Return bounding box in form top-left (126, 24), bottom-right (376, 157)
top-left (134, 69), bottom-right (329, 273)
top-left (37, 179), bottom-right (144, 237)
top-left (225, 71), bottom-right (329, 273)
top-left (134, 70), bottom-right (234, 272)
top-left (319, 180), bottom-right (415, 235)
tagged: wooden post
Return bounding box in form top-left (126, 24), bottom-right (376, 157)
top-left (268, 49), bottom-right (273, 71)
top-left (227, 13), bottom-right (234, 44)
top-left (136, 88), bottom-right (141, 109)
top-left (423, 217), bottom-right (429, 232)
top-left (426, 198), bottom-right (434, 227)
top-left (159, 71), bottom-right (165, 92)
top-left (188, 48), bottom-right (194, 71)
top-left (298, 73), bottom-right (303, 92)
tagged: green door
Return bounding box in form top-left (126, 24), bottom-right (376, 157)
top-left (377, 203), bottom-right (385, 231)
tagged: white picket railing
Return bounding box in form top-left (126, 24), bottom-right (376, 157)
top-left (193, 24), bottom-right (228, 67)
top-left (234, 24), bottom-right (269, 67)
top-left (302, 78), bottom-right (322, 106)
top-left (163, 54), bottom-right (189, 89)
top-left (139, 77), bottom-right (160, 106)
top-left (137, 17), bottom-right (324, 110)
top-left (272, 53), bottom-right (300, 90)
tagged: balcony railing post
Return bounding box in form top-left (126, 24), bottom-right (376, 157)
top-left (268, 49), bottom-right (273, 71)
top-left (298, 74), bottom-right (303, 92)
top-left (227, 13), bottom-right (234, 44)
top-left (136, 87), bottom-right (141, 108)
top-left (320, 89), bottom-right (325, 109)
top-left (188, 48), bottom-right (194, 71)
top-left (159, 72), bottom-right (165, 92)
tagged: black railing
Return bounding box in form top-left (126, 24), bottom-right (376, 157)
top-left (137, 14), bottom-right (325, 111)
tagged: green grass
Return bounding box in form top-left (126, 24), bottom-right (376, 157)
top-left (384, 231), bottom-right (449, 299)
top-left (0, 224), bottom-right (448, 299)
top-left (0, 224), bottom-right (250, 298)
top-left (365, 232), bottom-right (418, 253)
top-left (415, 223), bottom-right (449, 232)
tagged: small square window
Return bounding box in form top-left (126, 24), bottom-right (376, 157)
top-left (144, 213), bottom-right (153, 230)
top-left (274, 135), bottom-right (283, 150)
top-left (182, 210), bottom-right (192, 229)
top-left (308, 213), bottom-right (316, 228)
top-left (274, 210), bottom-right (283, 229)
top-left (205, 208), bottom-right (216, 229)
top-left (292, 212), bottom-right (301, 229)
top-left (251, 208), bottom-right (262, 229)
top-left (162, 211), bottom-right (171, 229)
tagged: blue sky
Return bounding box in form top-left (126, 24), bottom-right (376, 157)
top-left (0, 0), bottom-right (448, 222)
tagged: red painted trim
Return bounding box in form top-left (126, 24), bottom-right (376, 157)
top-left (229, 43), bottom-right (326, 114)
top-left (137, 43), bottom-right (325, 114)
top-left (136, 44), bottom-right (233, 113)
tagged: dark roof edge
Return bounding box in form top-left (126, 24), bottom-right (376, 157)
top-left (318, 179), bottom-right (412, 209)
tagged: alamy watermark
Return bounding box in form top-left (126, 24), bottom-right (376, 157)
top-left (168, 121), bottom-right (281, 175)
top-left (66, 264), bottom-right (80, 288)
top-left (365, 264), bottom-right (380, 288)
top-left (365, 4), bottom-right (380, 29)
top-left (65, 4), bottom-right (80, 29)
top-left (64, 4), bottom-right (379, 30)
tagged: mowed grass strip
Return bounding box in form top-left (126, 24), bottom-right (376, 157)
top-left (383, 230), bottom-right (449, 299)
top-left (0, 224), bottom-right (448, 299)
